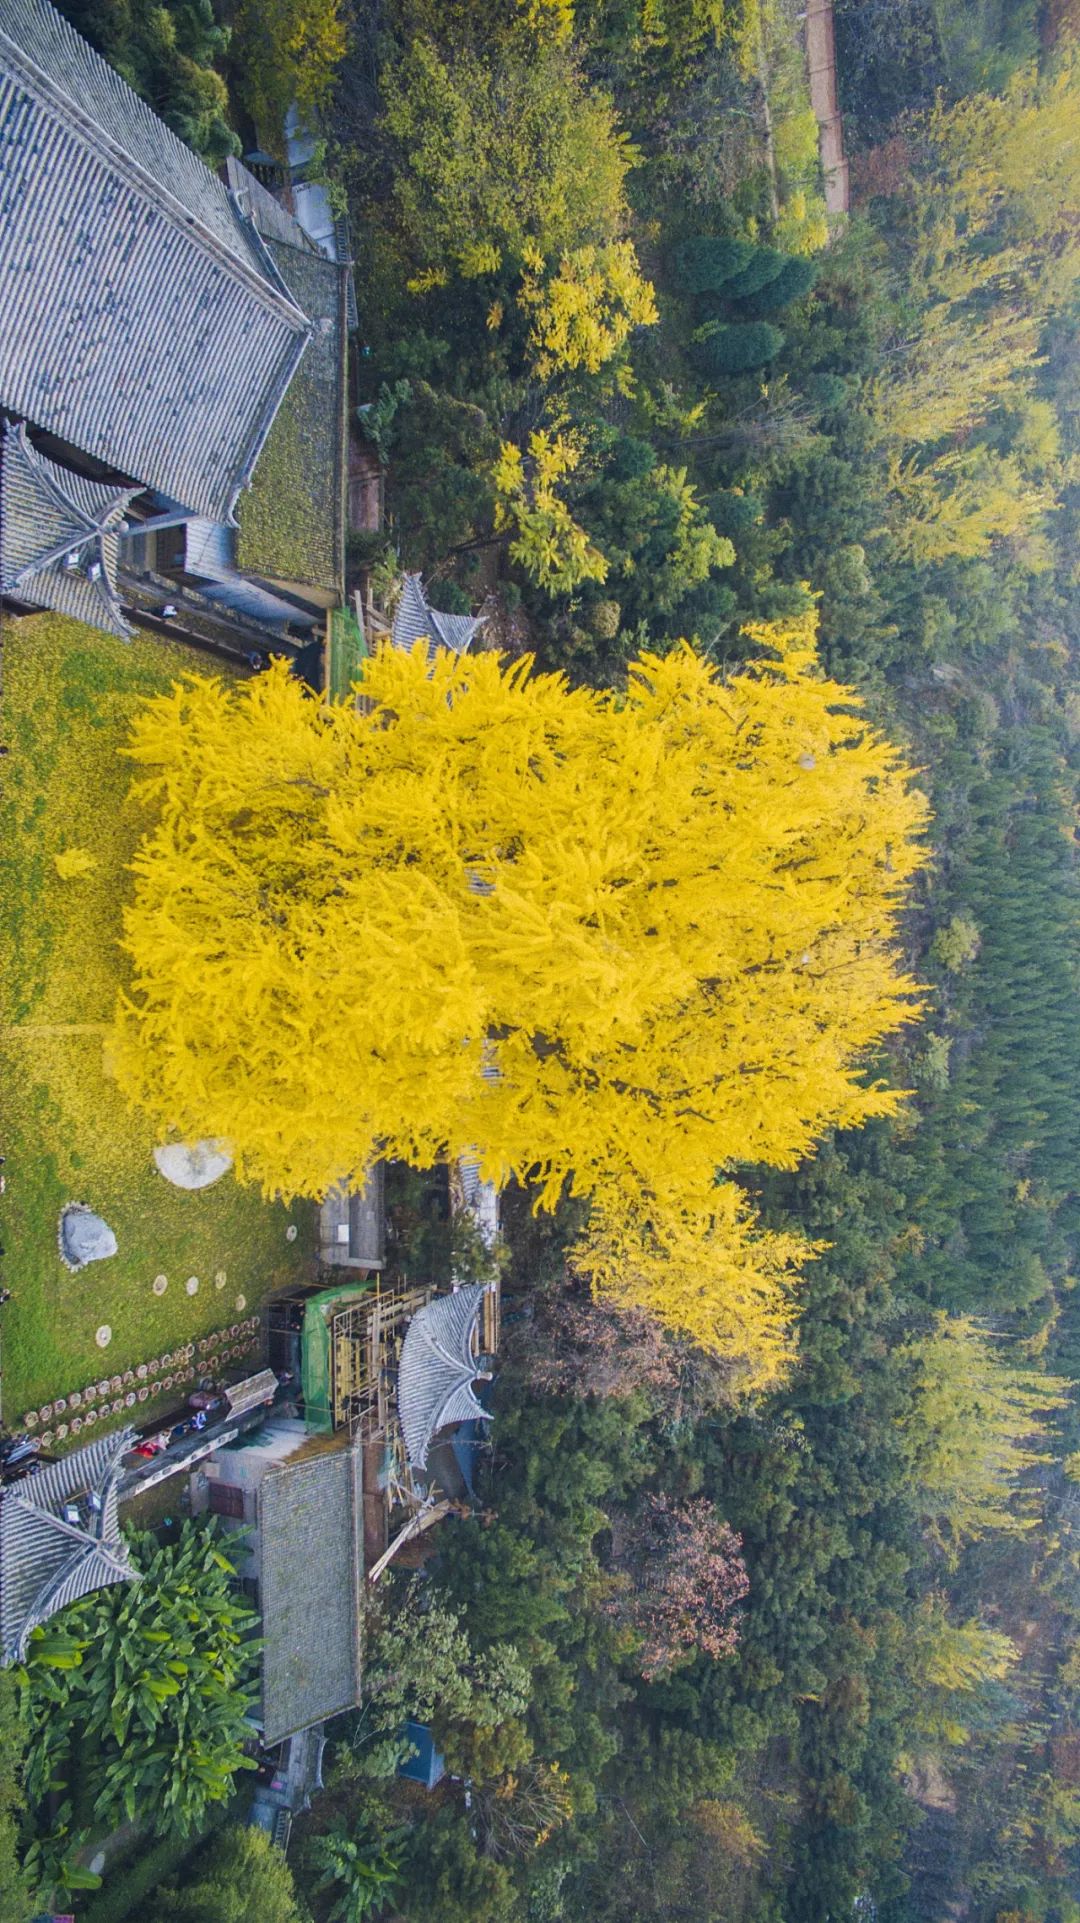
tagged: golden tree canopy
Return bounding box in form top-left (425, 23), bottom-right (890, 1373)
top-left (113, 621), bottom-right (927, 1377)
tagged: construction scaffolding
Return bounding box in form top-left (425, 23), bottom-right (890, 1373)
top-left (331, 1283), bottom-right (434, 1442)
top-left (270, 1274), bottom-right (500, 1547)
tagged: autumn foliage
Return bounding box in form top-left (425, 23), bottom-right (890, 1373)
top-left (608, 1496), bottom-right (749, 1680)
top-left (112, 620), bottom-right (927, 1377)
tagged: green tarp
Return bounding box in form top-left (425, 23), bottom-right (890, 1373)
top-left (301, 1282), bottom-right (372, 1433)
top-left (327, 604), bottom-right (366, 702)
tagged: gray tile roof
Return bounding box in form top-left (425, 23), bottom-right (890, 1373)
top-left (391, 574), bottom-right (485, 663)
top-left (0, 421), bottom-right (135, 635)
top-left (0, 0), bottom-right (311, 521)
top-left (0, 1428), bottom-right (138, 1663)
top-left (258, 1440), bottom-right (363, 1743)
top-left (398, 1285), bottom-right (492, 1471)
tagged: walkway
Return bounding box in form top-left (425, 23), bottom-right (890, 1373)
top-left (804, 0), bottom-right (850, 214)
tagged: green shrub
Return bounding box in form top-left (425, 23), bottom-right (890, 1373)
top-left (56, 0), bottom-right (240, 163)
top-left (672, 236), bottom-right (756, 294)
top-left (158, 1825), bottom-right (305, 1923)
top-left (719, 246), bottom-right (791, 300)
top-left (693, 323), bottom-right (785, 376)
top-left (705, 490), bottom-right (762, 538)
top-left (734, 255), bottom-right (819, 316)
top-left (79, 1821), bottom-right (225, 1923)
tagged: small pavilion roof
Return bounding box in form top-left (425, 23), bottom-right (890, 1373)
top-left (225, 1368), bottom-right (280, 1420)
top-left (391, 575), bottom-right (484, 664)
top-left (0, 0), bottom-right (311, 521)
top-left (0, 1428), bottom-right (138, 1664)
top-left (397, 1284), bottom-right (492, 1472)
top-left (0, 422), bottom-right (136, 636)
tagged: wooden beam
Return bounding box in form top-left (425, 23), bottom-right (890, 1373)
top-left (366, 1498), bottom-right (453, 1585)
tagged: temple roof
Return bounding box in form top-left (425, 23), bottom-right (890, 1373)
top-left (391, 575), bottom-right (485, 663)
top-left (0, 422), bottom-right (136, 635)
top-left (397, 1285), bottom-right (492, 1472)
top-left (258, 1439), bottom-right (363, 1743)
top-left (0, 0), bottom-right (310, 521)
top-left (0, 1428), bottom-right (138, 1664)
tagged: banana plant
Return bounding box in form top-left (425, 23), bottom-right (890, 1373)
top-left (313, 1825), bottom-right (405, 1923)
top-left (18, 1520), bottom-right (260, 1839)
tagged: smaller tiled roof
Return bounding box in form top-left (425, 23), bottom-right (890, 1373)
top-left (0, 422), bottom-right (136, 636)
top-left (258, 1439), bottom-right (363, 1743)
top-left (391, 575), bottom-right (485, 663)
top-left (397, 1285), bottom-right (492, 1472)
top-left (225, 1369), bottom-right (279, 1420)
top-left (0, 1428), bottom-right (138, 1664)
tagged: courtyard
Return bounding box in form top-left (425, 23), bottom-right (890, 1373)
top-left (0, 613), bottom-right (315, 1432)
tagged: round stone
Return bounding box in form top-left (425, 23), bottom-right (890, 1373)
top-left (40, 1404), bottom-right (52, 1421)
top-left (71, 1416), bottom-right (83, 1434)
top-left (185, 1277), bottom-right (199, 1296)
top-left (235, 1296), bottom-right (246, 1313)
top-left (152, 1274), bottom-right (168, 1297)
top-left (59, 1204), bottom-right (118, 1271)
top-left (24, 1411), bottom-right (37, 1429)
top-left (136, 1363), bottom-right (147, 1380)
top-left (83, 1409), bottom-right (97, 1427)
top-left (285, 1224), bottom-right (298, 1243)
top-left (137, 1387), bottom-right (149, 1402)
top-left (69, 1389), bottom-right (82, 1409)
top-left (54, 1396), bottom-right (67, 1414)
top-left (40, 1431), bottom-right (53, 1448)
top-left (56, 1422), bottom-right (68, 1441)
top-left (110, 1376), bottom-right (122, 1393)
top-left (153, 1139), bottom-right (232, 1191)
top-left (125, 1392), bottom-right (136, 1407)
top-left (95, 1327), bottom-right (112, 1349)
top-left (215, 1269), bottom-right (227, 1289)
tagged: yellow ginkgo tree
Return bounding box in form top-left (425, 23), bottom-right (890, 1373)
top-left (112, 615), bottom-right (928, 1381)
top-left (492, 429), bottom-right (609, 592)
top-left (518, 240), bottom-right (658, 378)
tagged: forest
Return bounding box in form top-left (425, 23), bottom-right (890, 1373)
top-left (8, 0), bottom-right (1080, 1919)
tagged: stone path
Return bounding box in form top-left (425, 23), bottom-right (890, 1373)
top-left (805, 0), bottom-right (850, 214)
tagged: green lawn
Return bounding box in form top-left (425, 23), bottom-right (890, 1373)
top-left (0, 614), bottom-right (315, 1431)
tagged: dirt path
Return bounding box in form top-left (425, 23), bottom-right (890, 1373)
top-left (804, 0), bottom-right (850, 214)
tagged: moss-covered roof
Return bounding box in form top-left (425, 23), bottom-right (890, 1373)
top-left (236, 239), bottom-right (348, 597)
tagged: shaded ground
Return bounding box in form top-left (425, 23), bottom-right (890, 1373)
top-left (0, 613), bottom-right (316, 1428)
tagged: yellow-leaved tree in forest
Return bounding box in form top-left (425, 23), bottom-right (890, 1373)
top-left (112, 617), bottom-right (927, 1382)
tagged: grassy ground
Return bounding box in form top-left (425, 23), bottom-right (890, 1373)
top-left (0, 613), bottom-right (315, 1430)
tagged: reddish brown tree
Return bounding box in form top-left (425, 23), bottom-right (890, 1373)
top-left (609, 1495), bottom-right (749, 1681)
top-left (510, 1287), bottom-right (740, 1420)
